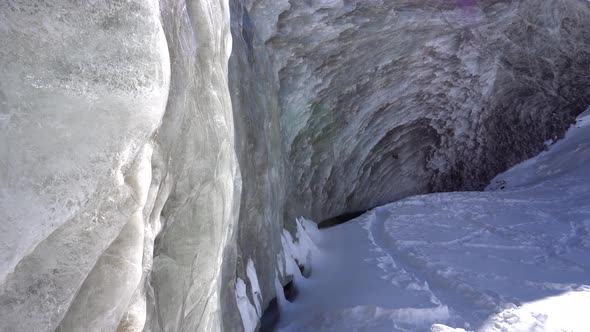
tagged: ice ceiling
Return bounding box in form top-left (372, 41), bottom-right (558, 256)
top-left (269, 0), bottom-right (590, 220)
top-left (0, 0), bottom-right (589, 331)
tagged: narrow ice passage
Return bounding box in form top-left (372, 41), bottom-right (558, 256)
top-left (277, 111), bottom-right (590, 332)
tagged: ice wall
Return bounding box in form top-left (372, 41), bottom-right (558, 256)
top-left (1, 0), bottom-right (590, 331)
top-left (263, 0), bottom-right (590, 221)
top-left (225, 0), bottom-right (288, 329)
top-left (0, 0), bottom-right (241, 331)
top-left (0, 0), bottom-right (170, 330)
top-left (140, 0), bottom-right (239, 331)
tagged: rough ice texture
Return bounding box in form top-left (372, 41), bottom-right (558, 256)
top-left (267, 0), bottom-right (590, 221)
top-left (0, 0), bottom-right (170, 331)
top-left (1, 0), bottom-right (590, 331)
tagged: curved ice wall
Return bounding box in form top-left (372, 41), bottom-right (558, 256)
top-left (1, 0), bottom-right (589, 331)
top-left (267, 0), bottom-right (590, 220)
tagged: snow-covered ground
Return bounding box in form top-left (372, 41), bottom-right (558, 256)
top-left (277, 110), bottom-right (590, 331)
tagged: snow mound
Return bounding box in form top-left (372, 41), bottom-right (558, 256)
top-left (435, 287), bottom-right (590, 332)
top-left (479, 287), bottom-right (590, 332)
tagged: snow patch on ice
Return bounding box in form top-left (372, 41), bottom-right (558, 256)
top-left (280, 217), bottom-right (320, 277)
top-left (236, 277), bottom-right (259, 332)
top-left (246, 260), bottom-right (263, 316)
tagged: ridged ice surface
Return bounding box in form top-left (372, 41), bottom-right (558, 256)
top-left (264, 0), bottom-right (590, 220)
top-left (1, 0), bottom-right (589, 331)
top-left (0, 1), bottom-right (169, 330)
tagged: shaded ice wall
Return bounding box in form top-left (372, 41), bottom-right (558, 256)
top-left (263, 0), bottom-right (590, 221)
top-left (224, 0), bottom-right (288, 329)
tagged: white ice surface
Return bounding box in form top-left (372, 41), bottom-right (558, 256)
top-left (247, 259), bottom-right (263, 316)
top-left (277, 111), bottom-right (590, 331)
top-left (236, 277), bottom-right (259, 332)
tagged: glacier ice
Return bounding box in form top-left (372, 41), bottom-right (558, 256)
top-left (1, 0), bottom-right (590, 331)
top-left (0, 0), bottom-right (170, 330)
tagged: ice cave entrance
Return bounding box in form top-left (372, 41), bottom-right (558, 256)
top-left (275, 111), bottom-right (590, 332)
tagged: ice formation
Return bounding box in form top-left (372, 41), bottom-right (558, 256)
top-left (278, 111), bottom-right (590, 331)
top-left (1, 0), bottom-right (590, 331)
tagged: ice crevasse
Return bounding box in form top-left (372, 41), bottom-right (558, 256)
top-left (1, 0), bottom-right (590, 331)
